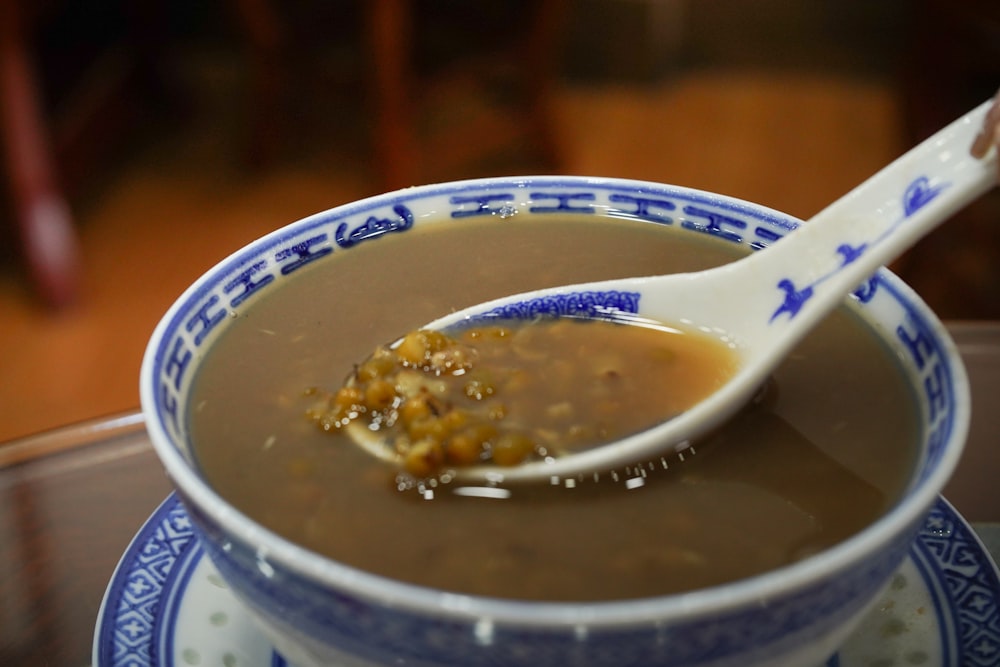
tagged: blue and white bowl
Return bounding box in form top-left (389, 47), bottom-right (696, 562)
top-left (140, 176), bottom-right (970, 667)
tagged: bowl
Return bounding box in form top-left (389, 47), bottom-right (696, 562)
top-left (140, 176), bottom-right (969, 667)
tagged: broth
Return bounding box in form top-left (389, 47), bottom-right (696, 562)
top-left (190, 214), bottom-right (918, 602)
top-left (312, 318), bottom-right (740, 476)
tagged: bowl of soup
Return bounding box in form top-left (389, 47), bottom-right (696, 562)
top-left (140, 176), bottom-right (969, 667)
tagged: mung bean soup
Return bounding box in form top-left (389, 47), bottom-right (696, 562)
top-left (312, 317), bottom-right (741, 476)
top-left (190, 213), bottom-right (919, 602)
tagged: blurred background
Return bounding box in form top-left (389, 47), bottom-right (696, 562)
top-left (1, 0), bottom-right (998, 443)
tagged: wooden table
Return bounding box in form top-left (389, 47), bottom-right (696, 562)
top-left (2, 322), bottom-right (999, 666)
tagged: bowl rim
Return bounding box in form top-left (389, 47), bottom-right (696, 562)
top-left (140, 174), bottom-right (971, 628)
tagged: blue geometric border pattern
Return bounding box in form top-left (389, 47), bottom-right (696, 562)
top-left (94, 496), bottom-right (199, 667)
top-left (913, 500), bottom-right (1000, 666)
top-left (464, 290), bottom-right (641, 325)
top-left (94, 494), bottom-right (288, 667)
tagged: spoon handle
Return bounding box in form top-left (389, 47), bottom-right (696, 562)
top-left (418, 101), bottom-right (997, 482)
top-left (433, 100), bottom-right (998, 350)
top-left (714, 99), bottom-right (997, 350)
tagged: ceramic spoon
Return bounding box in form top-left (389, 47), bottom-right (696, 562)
top-left (352, 100), bottom-right (998, 484)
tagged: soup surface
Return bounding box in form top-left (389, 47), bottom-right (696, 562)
top-left (190, 213), bottom-right (918, 602)
top-left (311, 318), bottom-right (740, 476)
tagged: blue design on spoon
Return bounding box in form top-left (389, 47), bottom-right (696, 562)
top-left (771, 279), bottom-right (814, 321)
top-left (769, 175), bottom-right (950, 322)
top-left (465, 290), bottom-right (642, 326)
top-left (904, 176), bottom-right (947, 217)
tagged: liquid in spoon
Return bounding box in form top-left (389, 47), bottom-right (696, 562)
top-left (308, 316), bottom-right (740, 477)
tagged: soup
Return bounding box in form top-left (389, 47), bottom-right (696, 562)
top-left (312, 318), bottom-right (740, 476)
top-left (190, 213), bottom-right (918, 602)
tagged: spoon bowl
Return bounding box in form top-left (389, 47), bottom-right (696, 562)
top-left (350, 100), bottom-right (997, 484)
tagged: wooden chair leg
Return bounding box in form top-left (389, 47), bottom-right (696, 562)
top-left (226, 0), bottom-right (289, 169)
top-left (521, 0), bottom-right (569, 170)
top-left (0, 1), bottom-right (80, 308)
top-left (366, 0), bottom-right (417, 191)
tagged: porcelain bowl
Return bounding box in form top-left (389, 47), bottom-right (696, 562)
top-left (140, 176), bottom-right (969, 667)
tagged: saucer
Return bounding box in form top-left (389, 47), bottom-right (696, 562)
top-left (93, 495), bottom-right (1000, 667)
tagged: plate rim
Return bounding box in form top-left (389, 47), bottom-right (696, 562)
top-left (92, 494), bottom-right (1000, 667)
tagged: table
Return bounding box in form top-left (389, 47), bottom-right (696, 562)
top-left (1, 322), bottom-right (998, 667)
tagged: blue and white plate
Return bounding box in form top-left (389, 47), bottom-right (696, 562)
top-left (93, 495), bottom-right (1000, 667)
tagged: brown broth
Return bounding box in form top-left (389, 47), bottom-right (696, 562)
top-left (190, 214), bottom-right (919, 602)
top-left (311, 319), bottom-right (740, 476)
